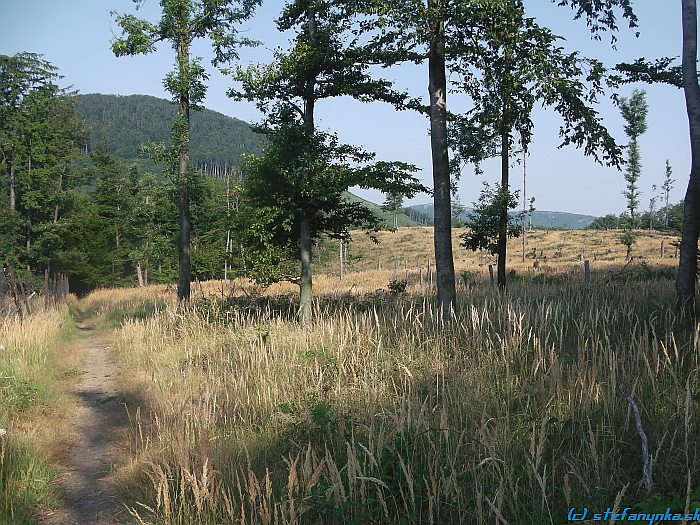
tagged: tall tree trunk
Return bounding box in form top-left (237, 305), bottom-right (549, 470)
top-left (177, 36), bottom-right (192, 302)
top-left (54, 166), bottom-right (65, 222)
top-left (9, 163), bottom-right (15, 211)
top-left (339, 238), bottom-right (344, 280)
top-left (676, 0), bottom-right (700, 319)
top-left (428, 0), bottom-right (456, 322)
top-left (522, 151), bottom-right (526, 263)
top-left (298, 1), bottom-right (317, 325)
top-left (498, 128), bottom-right (509, 290)
top-left (299, 215), bottom-right (313, 325)
top-left (43, 268), bottom-right (50, 310)
top-left (136, 263), bottom-right (144, 287)
top-left (3, 267), bottom-right (23, 322)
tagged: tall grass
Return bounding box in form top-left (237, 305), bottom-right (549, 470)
top-left (94, 276), bottom-right (700, 524)
top-left (0, 303), bottom-right (75, 524)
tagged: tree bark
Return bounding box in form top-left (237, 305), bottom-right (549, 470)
top-left (136, 263), bottom-right (144, 287)
top-left (676, 0), bottom-right (700, 319)
top-left (44, 268), bottom-right (50, 310)
top-left (177, 35), bottom-right (192, 302)
top-left (299, 215), bottom-right (313, 325)
top-left (522, 151), bottom-right (526, 263)
top-left (9, 163), bottom-right (15, 212)
top-left (297, 1), bottom-right (317, 325)
top-left (3, 267), bottom-right (23, 322)
top-left (428, 0), bottom-right (456, 322)
top-left (498, 128), bottom-right (509, 290)
top-left (54, 166), bottom-right (65, 222)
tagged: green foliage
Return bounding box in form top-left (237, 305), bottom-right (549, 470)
top-left (237, 121), bottom-right (423, 285)
top-left (587, 200), bottom-right (684, 233)
top-left (381, 191), bottom-right (404, 229)
top-left (619, 89), bottom-right (648, 221)
top-left (619, 230), bottom-right (637, 258)
top-left (662, 160), bottom-right (675, 228)
top-left (460, 182), bottom-right (522, 255)
top-left (0, 53), bottom-right (87, 274)
top-left (387, 279), bottom-right (407, 294)
top-left (613, 57), bottom-right (683, 89)
top-left (588, 213), bottom-right (624, 230)
top-left (449, 1), bottom-right (623, 171)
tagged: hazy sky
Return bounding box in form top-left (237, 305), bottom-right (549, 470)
top-left (0, 1), bottom-right (690, 216)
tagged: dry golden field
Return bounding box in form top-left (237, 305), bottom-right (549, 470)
top-left (3, 227), bottom-right (698, 525)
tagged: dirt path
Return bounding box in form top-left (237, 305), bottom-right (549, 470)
top-left (41, 323), bottom-right (126, 524)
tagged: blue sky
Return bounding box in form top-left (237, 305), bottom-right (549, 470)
top-left (0, 0), bottom-right (689, 216)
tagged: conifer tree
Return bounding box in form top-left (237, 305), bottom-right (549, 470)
top-left (619, 89), bottom-right (648, 226)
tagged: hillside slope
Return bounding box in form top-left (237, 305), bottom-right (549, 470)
top-left (75, 94), bottom-right (265, 173)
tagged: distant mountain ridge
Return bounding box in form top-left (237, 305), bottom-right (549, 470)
top-left (404, 203), bottom-right (597, 230)
top-left (74, 93), bottom-right (265, 176)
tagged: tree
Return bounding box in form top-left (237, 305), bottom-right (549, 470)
top-left (676, 0), bottom-right (700, 317)
top-left (111, 0), bottom-right (260, 301)
top-left (612, 2), bottom-right (700, 318)
top-left (427, 0), bottom-right (457, 321)
top-left (527, 196), bottom-right (535, 230)
top-left (232, 1), bottom-right (422, 324)
top-left (588, 213), bottom-right (623, 230)
top-left (452, 191), bottom-right (467, 226)
top-left (460, 182), bottom-right (522, 257)
top-left (662, 160), bottom-right (675, 229)
top-left (362, 0), bottom-right (635, 303)
top-left (0, 56), bottom-right (86, 276)
top-left (0, 53), bottom-right (61, 213)
top-left (619, 88), bottom-right (648, 225)
top-left (620, 230), bottom-right (636, 260)
top-left (381, 191), bottom-right (404, 229)
top-left (449, 0), bottom-right (622, 289)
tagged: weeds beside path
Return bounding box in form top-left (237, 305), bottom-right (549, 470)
top-left (40, 322), bottom-right (126, 525)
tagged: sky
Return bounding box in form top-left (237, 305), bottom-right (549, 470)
top-left (0, 0), bottom-right (690, 216)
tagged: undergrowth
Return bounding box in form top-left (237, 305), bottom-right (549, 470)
top-left (0, 305), bottom-right (75, 524)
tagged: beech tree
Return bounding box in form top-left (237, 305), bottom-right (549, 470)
top-left (111, 0), bottom-right (260, 301)
top-left (450, 0), bottom-right (622, 289)
top-left (232, 0), bottom-right (423, 324)
top-left (677, 0), bottom-right (700, 318)
top-left (381, 191), bottom-right (404, 229)
top-left (357, 0), bottom-right (636, 312)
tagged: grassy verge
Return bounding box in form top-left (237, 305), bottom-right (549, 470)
top-left (84, 274), bottom-right (700, 525)
top-left (0, 303), bottom-right (78, 525)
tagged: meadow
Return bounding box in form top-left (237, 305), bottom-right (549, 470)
top-left (1, 228), bottom-right (698, 524)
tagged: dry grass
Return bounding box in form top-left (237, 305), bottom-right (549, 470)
top-left (0, 300), bottom-right (78, 524)
top-left (82, 257), bottom-right (700, 524)
top-left (323, 227), bottom-right (678, 276)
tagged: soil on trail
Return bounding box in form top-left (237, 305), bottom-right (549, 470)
top-left (42, 323), bottom-right (127, 525)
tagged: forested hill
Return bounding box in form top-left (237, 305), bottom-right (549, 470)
top-left (74, 94), bottom-right (265, 176)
